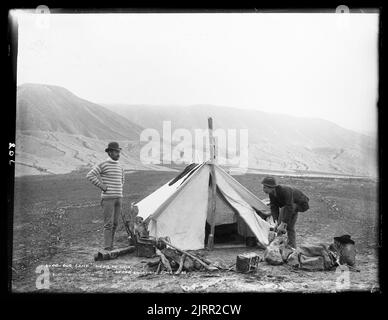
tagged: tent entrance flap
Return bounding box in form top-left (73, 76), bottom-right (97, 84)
top-left (214, 168), bottom-right (271, 247)
top-left (204, 186), bottom-right (254, 246)
top-left (204, 222), bottom-right (246, 246)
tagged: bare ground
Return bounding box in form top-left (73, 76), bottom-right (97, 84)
top-left (11, 170), bottom-right (380, 293)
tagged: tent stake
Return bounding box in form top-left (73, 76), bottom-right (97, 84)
top-left (207, 117), bottom-right (217, 250)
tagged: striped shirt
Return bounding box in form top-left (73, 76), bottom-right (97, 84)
top-left (86, 158), bottom-right (125, 199)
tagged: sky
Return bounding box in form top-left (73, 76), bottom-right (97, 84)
top-left (13, 11), bottom-right (379, 136)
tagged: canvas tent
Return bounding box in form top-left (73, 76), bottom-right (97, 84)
top-left (135, 162), bottom-right (274, 250)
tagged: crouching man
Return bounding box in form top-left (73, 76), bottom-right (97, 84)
top-left (86, 142), bottom-right (125, 251)
top-left (261, 176), bottom-right (309, 249)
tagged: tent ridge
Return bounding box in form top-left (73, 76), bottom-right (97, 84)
top-left (144, 162), bottom-right (207, 222)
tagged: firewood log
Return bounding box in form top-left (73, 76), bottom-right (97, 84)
top-left (175, 254), bottom-right (186, 275)
top-left (159, 239), bottom-right (218, 271)
top-left (161, 248), bottom-right (195, 271)
top-left (156, 261), bottom-right (162, 274)
top-left (156, 248), bottom-right (172, 273)
top-left (94, 246), bottom-right (136, 261)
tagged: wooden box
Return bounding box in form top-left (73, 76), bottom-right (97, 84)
top-left (236, 252), bottom-right (261, 273)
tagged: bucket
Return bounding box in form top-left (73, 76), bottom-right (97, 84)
top-left (136, 237), bottom-right (156, 258)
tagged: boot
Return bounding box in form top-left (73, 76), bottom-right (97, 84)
top-left (111, 227), bottom-right (117, 249)
top-left (104, 228), bottom-right (113, 251)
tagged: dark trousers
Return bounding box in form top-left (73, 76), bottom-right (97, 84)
top-left (279, 203), bottom-right (298, 248)
top-left (101, 198), bottom-right (122, 250)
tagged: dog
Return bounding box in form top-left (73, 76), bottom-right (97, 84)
top-left (133, 216), bottom-right (149, 239)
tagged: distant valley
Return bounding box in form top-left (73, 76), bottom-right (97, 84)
top-left (15, 84), bottom-right (377, 178)
top-left (103, 103), bottom-right (377, 178)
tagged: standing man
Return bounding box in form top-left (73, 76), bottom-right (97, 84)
top-left (261, 176), bottom-right (309, 248)
top-left (87, 142), bottom-right (125, 251)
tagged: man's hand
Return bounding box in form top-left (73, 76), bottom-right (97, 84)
top-left (274, 221), bottom-right (282, 232)
top-left (276, 222), bottom-right (287, 235)
top-left (101, 185), bottom-right (108, 192)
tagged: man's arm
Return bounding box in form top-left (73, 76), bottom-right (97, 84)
top-left (86, 164), bottom-right (107, 191)
top-left (269, 194), bottom-right (280, 223)
top-left (279, 187), bottom-right (294, 224)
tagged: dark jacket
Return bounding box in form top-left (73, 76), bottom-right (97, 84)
top-left (269, 185), bottom-right (309, 223)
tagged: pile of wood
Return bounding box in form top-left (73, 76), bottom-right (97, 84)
top-left (147, 239), bottom-right (218, 274)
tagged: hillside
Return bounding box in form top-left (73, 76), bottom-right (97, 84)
top-left (103, 104), bottom-right (377, 177)
top-left (14, 83), bottom-right (377, 177)
top-left (17, 84), bottom-right (143, 140)
top-left (15, 84), bottom-right (174, 176)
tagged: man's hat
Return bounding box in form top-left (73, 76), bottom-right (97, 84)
top-left (261, 176), bottom-right (278, 188)
top-left (334, 234), bottom-right (355, 245)
top-left (105, 142), bottom-right (122, 152)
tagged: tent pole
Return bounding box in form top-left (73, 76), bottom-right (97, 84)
top-left (207, 117), bottom-right (217, 250)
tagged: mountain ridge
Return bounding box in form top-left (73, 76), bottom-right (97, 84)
top-left (15, 84), bottom-right (377, 177)
top-left (17, 83), bottom-right (144, 140)
top-left (102, 103), bottom-right (376, 177)
top-left (15, 84), bottom-right (174, 176)
top-left (102, 102), bottom-right (373, 138)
